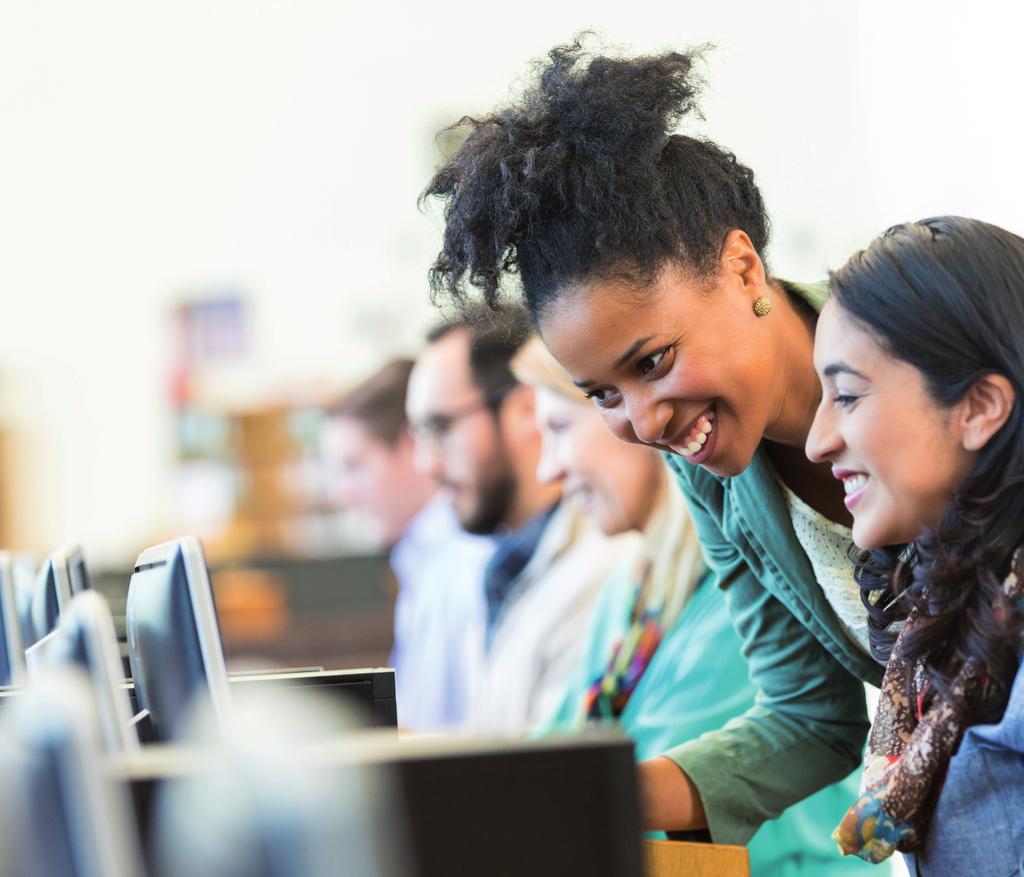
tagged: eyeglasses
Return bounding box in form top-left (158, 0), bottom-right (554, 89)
top-left (409, 383), bottom-right (516, 446)
top-left (410, 398), bottom-right (491, 445)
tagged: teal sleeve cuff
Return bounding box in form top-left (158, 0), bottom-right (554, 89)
top-left (662, 699), bottom-right (867, 847)
top-left (663, 728), bottom-right (767, 846)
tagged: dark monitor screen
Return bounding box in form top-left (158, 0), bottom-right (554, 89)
top-left (25, 547), bottom-right (82, 649)
top-left (68, 551), bottom-right (91, 595)
top-left (27, 560), bottom-right (62, 648)
top-left (0, 553), bottom-right (27, 686)
top-left (15, 574), bottom-right (35, 659)
top-left (125, 538), bottom-right (232, 743)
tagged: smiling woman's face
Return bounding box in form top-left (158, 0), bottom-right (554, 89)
top-left (806, 300), bottom-right (976, 548)
top-left (539, 258), bottom-right (792, 478)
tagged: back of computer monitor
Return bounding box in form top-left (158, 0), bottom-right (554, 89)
top-left (0, 669), bottom-right (144, 877)
top-left (26, 559), bottom-right (68, 648)
top-left (25, 591), bottom-right (138, 754)
top-left (125, 537), bottom-right (232, 742)
top-left (0, 553), bottom-right (27, 686)
top-left (393, 735), bottom-right (645, 877)
top-left (151, 686), bottom-right (406, 877)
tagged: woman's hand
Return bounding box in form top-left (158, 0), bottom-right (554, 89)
top-left (637, 756), bottom-right (708, 831)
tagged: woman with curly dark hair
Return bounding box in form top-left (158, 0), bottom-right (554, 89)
top-left (806, 216), bottom-right (1024, 874)
top-left (424, 37), bottom-right (880, 851)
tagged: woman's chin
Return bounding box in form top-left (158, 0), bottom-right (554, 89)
top-left (851, 518), bottom-right (890, 552)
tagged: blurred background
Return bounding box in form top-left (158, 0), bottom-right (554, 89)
top-left (1, 0), bottom-right (1022, 669)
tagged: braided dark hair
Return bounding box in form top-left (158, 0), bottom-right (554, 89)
top-left (423, 36), bottom-right (771, 321)
top-left (832, 216), bottom-right (1024, 722)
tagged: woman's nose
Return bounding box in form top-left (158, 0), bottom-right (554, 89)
top-left (627, 396), bottom-right (673, 446)
top-left (805, 401), bottom-right (842, 463)
top-left (536, 434), bottom-right (567, 484)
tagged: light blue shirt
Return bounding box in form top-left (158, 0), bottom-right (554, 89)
top-left (906, 654), bottom-right (1024, 876)
top-left (389, 497), bottom-right (495, 730)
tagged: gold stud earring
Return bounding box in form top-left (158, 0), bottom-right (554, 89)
top-left (752, 296), bottom-right (773, 318)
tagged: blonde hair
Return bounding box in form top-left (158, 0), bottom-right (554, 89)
top-left (510, 335), bottom-right (584, 402)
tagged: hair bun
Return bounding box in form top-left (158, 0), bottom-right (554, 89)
top-left (424, 37), bottom-right (766, 315)
top-left (536, 37), bottom-right (708, 161)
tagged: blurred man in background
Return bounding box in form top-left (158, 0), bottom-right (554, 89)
top-left (406, 307), bottom-right (621, 732)
top-left (321, 359), bottom-right (494, 731)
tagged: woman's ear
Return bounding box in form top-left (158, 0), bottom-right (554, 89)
top-left (719, 228), bottom-right (767, 297)
top-left (960, 373), bottom-right (1015, 451)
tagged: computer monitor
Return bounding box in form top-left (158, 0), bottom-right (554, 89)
top-left (0, 669), bottom-right (145, 877)
top-left (150, 687), bottom-right (405, 877)
top-left (27, 559), bottom-right (68, 648)
top-left (121, 731), bottom-right (645, 877)
top-left (125, 537), bottom-right (232, 742)
top-left (24, 545), bottom-right (90, 648)
top-left (0, 552), bottom-right (27, 686)
top-left (25, 591), bottom-right (139, 755)
top-left (9, 554), bottom-right (39, 657)
top-left (63, 545), bottom-right (92, 595)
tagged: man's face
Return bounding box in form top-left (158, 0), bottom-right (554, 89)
top-left (319, 416), bottom-right (415, 545)
top-left (406, 329), bottom-right (516, 534)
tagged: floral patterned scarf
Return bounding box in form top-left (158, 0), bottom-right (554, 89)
top-left (834, 552), bottom-right (1024, 863)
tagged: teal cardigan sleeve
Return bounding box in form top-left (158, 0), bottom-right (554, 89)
top-left (662, 475), bottom-right (869, 846)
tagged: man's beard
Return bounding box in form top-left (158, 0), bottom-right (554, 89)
top-left (457, 465), bottom-right (517, 535)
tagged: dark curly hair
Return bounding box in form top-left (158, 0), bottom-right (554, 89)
top-left (831, 216), bottom-right (1024, 722)
top-left (422, 36), bottom-right (771, 321)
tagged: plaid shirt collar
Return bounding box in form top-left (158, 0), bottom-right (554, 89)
top-left (483, 501), bottom-right (560, 649)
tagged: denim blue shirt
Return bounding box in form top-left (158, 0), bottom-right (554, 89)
top-left (905, 655), bottom-right (1024, 877)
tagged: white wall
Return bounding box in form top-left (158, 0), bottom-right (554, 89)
top-left (0, 0), bottom-right (1021, 561)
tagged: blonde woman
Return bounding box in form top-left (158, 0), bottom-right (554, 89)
top-left (513, 337), bottom-right (876, 876)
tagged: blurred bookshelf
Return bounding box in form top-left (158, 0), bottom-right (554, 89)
top-left (161, 293), bottom-right (394, 670)
top-left (174, 401), bottom-right (376, 561)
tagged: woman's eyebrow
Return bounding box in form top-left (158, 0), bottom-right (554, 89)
top-left (572, 334), bottom-right (657, 388)
top-left (613, 335), bottom-right (656, 369)
top-left (823, 361), bottom-right (869, 380)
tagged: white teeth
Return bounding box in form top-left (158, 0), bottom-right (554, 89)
top-left (678, 410), bottom-right (716, 456)
top-left (843, 474), bottom-right (868, 494)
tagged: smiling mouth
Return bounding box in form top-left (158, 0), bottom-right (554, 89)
top-left (669, 405), bottom-right (717, 463)
top-left (836, 471), bottom-right (869, 510)
top-left (842, 473), bottom-right (868, 495)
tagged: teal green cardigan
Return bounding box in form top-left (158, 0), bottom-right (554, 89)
top-left (538, 561), bottom-right (875, 875)
top-left (661, 282), bottom-right (884, 847)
